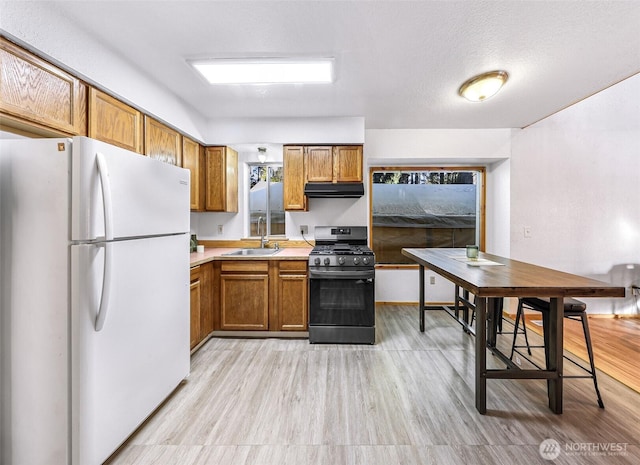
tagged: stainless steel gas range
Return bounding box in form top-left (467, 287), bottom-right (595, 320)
top-left (308, 226), bottom-right (375, 344)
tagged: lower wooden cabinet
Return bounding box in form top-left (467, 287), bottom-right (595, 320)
top-left (215, 259), bottom-right (308, 332)
top-left (190, 262), bottom-right (214, 350)
top-left (220, 261), bottom-right (269, 330)
top-left (189, 266), bottom-right (202, 349)
top-left (276, 261), bottom-right (308, 331)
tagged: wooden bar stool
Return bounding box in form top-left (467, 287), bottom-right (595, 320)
top-left (510, 297), bottom-right (605, 408)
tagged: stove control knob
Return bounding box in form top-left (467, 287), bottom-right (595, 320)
top-left (353, 257), bottom-right (360, 265)
top-left (324, 257), bottom-right (331, 266)
top-left (362, 257), bottom-right (370, 265)
top-left (338, 256), bottom-right (346, 265)
top-left (314, 257), bottom-right (321, 266)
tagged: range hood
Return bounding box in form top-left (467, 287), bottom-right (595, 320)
top-left (304, 182), bottom-right (364, 198)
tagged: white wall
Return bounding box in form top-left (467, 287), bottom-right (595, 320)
top-left (366, 129), bottom-right (512, 303)
top-left (0, 1), bottom-right (208, 141)
top-left (511, 74), bottom-right (640, 314)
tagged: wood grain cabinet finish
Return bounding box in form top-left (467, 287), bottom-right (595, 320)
top-left (88, 88), bottom-right (143, 153)
top-left (182, 136), bottom-right (205, 211)
top-left (190, 266), bottom-right (202, 349)
top-left (305, 146), bottom-right (334, 182)
top-left (144, 116), bottom-right (182, 165)
top-left (205, 146), bottom-right (238, 212)
top-left (0, 37), bottom-right (87, 136)
top-left (190, 262), bottom-right (214, 350)
top-left (334, 145), bottom-right (363, 182)
top-left (303, 145), bottom-right (363, 183)
top-left (199, 262), bottom-right (214, 340)
top-left (283, 145), bottom-right (307, 211)
top-left (220, 261), bottom-right (269, 330)
top-left (276, 260), bottom-right (308, 331)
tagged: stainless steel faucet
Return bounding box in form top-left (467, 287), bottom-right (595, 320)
top-left (257, 216), bottom-right (267, 248)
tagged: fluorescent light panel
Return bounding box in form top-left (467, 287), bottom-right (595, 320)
top-left (191, 58), bottom-right (333, 84)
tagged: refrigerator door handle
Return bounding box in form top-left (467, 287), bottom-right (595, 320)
top-left (94, 242), bottom-right (113, 331)
top-left (96, 152), bottom-right (114, 241)
top-left (95, 152), bottom-right (114, 331)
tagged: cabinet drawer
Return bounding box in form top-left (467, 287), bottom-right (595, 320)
top-left (279, 261), bottom-right (308, 273)
top-left (190, 265), bottom-right (201, 282)
top-left (221, 260), bottom-right (269, 273)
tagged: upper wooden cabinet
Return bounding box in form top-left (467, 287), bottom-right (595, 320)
top-left (88, 88), bottom-right (143, 153)
top-left (305, 146), bottom-right (334, 182)
top-left (0, 37), bottom-right (87, 136)
top-left (205, 146), bottom-right (238, 212)
top-left (304, 145), bottom-right (363, 183)
top-left (283, 145), bottom-right (307, 211)
top-left (334, 145), bottom-right (363, 182)
top-left (182, 136), bottom-right (205, 211)
top-left (144, 116), bottom-right (182, 165)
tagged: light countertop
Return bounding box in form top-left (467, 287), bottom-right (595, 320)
top-left (190, 247), bottom-right (313, 267)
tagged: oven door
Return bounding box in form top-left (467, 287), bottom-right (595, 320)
top-left (308, 269), bottom-right (375, 327)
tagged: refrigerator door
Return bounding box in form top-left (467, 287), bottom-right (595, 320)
top-left (71, 233), bottom-right (189, 465)
top-left (71, 136), bottom-right (190, 241)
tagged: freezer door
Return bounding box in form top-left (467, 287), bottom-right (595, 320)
top-left (71, 136), bottom-right (190, 241)
top-left (71, 234), bottom-right (190, 465)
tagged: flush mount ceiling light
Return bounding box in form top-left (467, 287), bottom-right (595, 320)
top-left (458, 70), bottom-right (509, 102)
top-left (190, 58), bottom-right (334, 84)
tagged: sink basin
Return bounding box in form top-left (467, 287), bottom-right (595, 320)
top-left (223, 248), bottom-right (281, 256)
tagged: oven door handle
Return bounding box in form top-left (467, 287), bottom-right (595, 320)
top-left (309, 269), bottom-right (375, 280)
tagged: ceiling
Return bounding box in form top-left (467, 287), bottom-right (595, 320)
top-left (37, 1), bottom-right (640, 129)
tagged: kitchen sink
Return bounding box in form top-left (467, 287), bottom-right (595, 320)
top-left (223, 248), bottom-right (281, 256)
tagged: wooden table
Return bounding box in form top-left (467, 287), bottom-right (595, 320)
top-left (401, 248), bottom-right (625, 415)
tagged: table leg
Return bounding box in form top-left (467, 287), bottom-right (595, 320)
top-left (475, 297), bottom-right (487, 414)
top-left (486, 298), bottom-right (499, 348)
top-left (547, 297), bottom-right (564, 414)
top-left (419, 265), bottom-right (425, 332)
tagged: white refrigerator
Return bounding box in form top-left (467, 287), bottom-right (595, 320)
top-left (0, 137), bottom-right (191, 465)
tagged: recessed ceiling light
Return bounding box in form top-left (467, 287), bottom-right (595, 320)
top-left (458, 70), bottom-right (509, 102)
top-left (189, 58), bottom-right (334, 84)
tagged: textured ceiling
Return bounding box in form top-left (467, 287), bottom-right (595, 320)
top-left (26, 1), bottom-right (640, 129)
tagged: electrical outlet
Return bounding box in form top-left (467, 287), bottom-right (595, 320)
top-left (523, 226), bottom-right (532, 238)
top-left (217, 225), bottom-right (223, 235)
top-left (429, 276), bottom-right (436, 285)
top-left (300, 225), bottom-right (308, 235)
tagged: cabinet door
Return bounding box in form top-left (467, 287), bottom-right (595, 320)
top-left (283, 146), bottom-right (307, 211)
top-left (334, 145), bottom-right (363, 182)
top-left (305, 146), bottom-right (333, 182)
top-left (144, 116), bottom-right (182, 165)
top-left (205, 146), bottom-right (238, 212)
top-left (220, 273), bottom-right (269, 330)
top-left (199, 262), bottom-right (214, 337)
top-left (1, 37), bottom-right (87, 136)
top-left (190, 266), bottom-right (202, 349)
top-left (88, 88), bottom-right (143, 153)
top-left (278, 263), bottom-right (308, 331)
top-left (182, 137), bottom-right (204, 211)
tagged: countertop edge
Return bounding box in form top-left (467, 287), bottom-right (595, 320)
top-left (190, 247), bottom-right (312, 267)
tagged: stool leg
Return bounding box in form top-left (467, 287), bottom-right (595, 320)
top-left (580, 313), bottom-right (605, 409)
top-left (510, 299), bottom-right (532, 358)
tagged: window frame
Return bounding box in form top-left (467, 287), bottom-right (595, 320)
top-left (247, 162), bottom-right (285, 238)
top-left (368, 166), bottom-right (486, 268)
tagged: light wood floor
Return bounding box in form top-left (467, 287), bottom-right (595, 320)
top-left (107, 306), bottom-right (640, 465)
